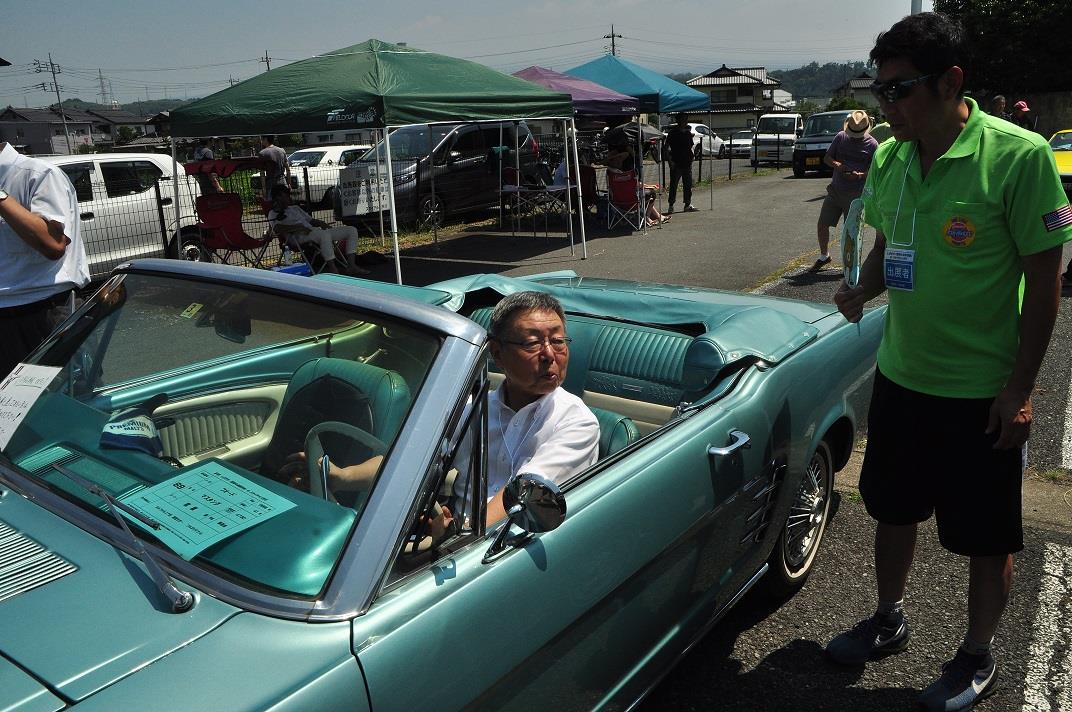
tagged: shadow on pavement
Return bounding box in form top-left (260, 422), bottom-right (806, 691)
top-left (782, 269), bottom-right (845, 287)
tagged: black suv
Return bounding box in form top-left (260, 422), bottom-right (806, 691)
top-left (792, 110), bottom-right (854, 178)
top-left (337, 121), bottom-right (540, 228)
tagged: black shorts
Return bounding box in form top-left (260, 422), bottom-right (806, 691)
top-left (859, 368), bottom-right (1025, 556)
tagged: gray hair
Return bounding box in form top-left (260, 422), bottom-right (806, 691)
top-left (488, 291), bottom-right (565, 338)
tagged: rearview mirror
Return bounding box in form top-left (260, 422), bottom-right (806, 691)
top-left (214, 311), bottom-right (251, 344)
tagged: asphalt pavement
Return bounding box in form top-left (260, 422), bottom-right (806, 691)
top-left (369, 167), bottom-right (1072, 712)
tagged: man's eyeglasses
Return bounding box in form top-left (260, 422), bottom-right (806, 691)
top-left (869, 74), bottom-right (935, 104)
top-left (497, 335), bottom-right (572, 354)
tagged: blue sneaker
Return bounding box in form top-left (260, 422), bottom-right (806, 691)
top-left (918, 649), bottom-right (998, 711)
top-left (825, 612), bottom-right (911, 665)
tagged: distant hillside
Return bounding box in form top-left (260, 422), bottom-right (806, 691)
top-left (769, 61), bottom-right (870, 102)
top-left (56, 97), bottom-right (196, 118)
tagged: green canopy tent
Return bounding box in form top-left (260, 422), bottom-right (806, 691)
top-left (170, 40), bottom-right (582, 283)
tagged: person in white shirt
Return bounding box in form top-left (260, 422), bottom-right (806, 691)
top-left (0, 142), bottom-right (89, 377)
top-left (286, 291), bottom-right (600, 530)
top-left (267, 184), bottom-right (367, 276)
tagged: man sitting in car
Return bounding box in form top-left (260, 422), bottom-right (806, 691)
top-left (267, 184), bottom-right (368, 276)
top-left (289, 291), bottom-right (600, 531)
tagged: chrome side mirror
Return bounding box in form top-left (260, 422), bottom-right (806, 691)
top-left (483, 473), bottom-right (565, 563)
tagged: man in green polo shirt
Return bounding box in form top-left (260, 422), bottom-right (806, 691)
top-left (825, 12), bottom-right (1072, 712)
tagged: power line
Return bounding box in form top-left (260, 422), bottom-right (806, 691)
top-left (461, 38), bottom-right (599, 59)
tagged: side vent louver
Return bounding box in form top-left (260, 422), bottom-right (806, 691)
top-left (0, 519), bottom-right (78, 604)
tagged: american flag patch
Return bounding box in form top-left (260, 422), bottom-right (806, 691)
top-left (1043, 204), bottom-right (1072, 232)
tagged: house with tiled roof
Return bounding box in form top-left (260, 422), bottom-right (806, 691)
top-left (833, 72), bottom-right (878, 108)
top-left (0, 105), bottom-right (150, 154)
top-left (685, 65), bottom-right (795, 132)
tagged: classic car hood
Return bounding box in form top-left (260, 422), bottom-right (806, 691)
top-left (0, 482), bottom-right (239, 705)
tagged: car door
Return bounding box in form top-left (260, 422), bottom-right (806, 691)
top-left (93, 158), bottom-right (168, 270)
top-left (56, 161), bottom-right (106, 276)
top-left (438, 125), bottom-right (487, 212)
top-left (353, 370), bottom-right (779, 711)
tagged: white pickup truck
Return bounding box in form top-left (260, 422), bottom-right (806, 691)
top-left (750, 113), bottom-right (804, 167)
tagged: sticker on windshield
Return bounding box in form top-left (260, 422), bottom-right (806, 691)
top-left (0, 364), bottom-right (62, 451)
top-left (180, 303), bottom-right (203, 319)
top-left (119, 460), bottom-right (296, 560)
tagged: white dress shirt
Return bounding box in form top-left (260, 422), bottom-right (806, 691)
top-left (486, 386), bottom-right (600, 499)
top-left (0, 143), bottom-right (89, 307)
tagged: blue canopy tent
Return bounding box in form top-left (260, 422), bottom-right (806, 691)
top-left (565, 55), bottom-right (711, 229)
top-left (564, 55), bottom-right (709, 115)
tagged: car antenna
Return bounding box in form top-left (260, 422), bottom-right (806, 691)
top-left (51, 463), bottom-right (195, 613)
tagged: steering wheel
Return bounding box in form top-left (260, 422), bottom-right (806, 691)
top-left (304, 421), bottom-right (387, 501)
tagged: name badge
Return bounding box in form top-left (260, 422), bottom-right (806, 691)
top-left (885, 248), bottom-right (915, 291)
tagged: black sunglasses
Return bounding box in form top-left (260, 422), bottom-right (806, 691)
top-left (869, 74), bottom-right (935, 104)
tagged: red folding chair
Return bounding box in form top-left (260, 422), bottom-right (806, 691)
top-left (194, 193), bottom-right (274, 268)
top-left (606, 169), bottom-right (647, 231)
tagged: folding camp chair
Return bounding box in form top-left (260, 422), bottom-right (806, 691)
top-left (194, 193), bottom-right (274, 268)
top-left (606, 169), bottom-right (647, 231)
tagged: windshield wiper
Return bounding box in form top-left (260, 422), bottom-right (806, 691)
top-left (51, 463), bottom-right (195, 613)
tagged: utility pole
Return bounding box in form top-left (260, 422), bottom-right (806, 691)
top-left (604, 25), bottom-right (622, 56)
top-left (911, 0), bottom-right (922, 13)
top-left (260, 50), bottom-right (272, 72)
top-left (34, 53), bottom-right (72, 154)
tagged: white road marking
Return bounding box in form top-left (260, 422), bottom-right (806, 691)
top-left (1022, 542), bottom-right (1072, 712)
top-left (1062, 393), bottom-right (1072, 469)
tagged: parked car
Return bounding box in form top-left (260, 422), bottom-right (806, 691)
top-left (664, 122), bottom-right (726, 158)
top-left (792, 110), bottom-right (854, 177)
top-left (751, 113), bottom-right (804, 166)
top-left (337, 121), bottom-right (539, 228)
top-left (727, 129), bottom-right (755, 159)
top-left (1050, 129), bottom-right (1072, 197)
top-left (0, 259), bottom-right (884, 711)
top-left (40, 153), bottom-right (200, 280)
top-left (250, 144), bottom-right (371, 208)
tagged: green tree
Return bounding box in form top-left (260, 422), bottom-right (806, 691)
top-left (826, 96), bottom-right (867, 111)
top-left (75, 144), bottom-right (97, 155)
top-left (796, 99), bottom-right (823, 118)
top-left (933, 0), bottom-right (1072, 93)
top-left (116, 125), bottom-right (137, 145)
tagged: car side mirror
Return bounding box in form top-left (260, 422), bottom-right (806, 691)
top-left (483, 473), bottom-right (565, 563)
top-left (447, 150), bottom-right (462, 163)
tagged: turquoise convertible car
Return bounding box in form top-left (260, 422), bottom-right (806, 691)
top-left (0, 260), bottom-right (883, 711)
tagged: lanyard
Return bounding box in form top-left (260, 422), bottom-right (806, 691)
top-left (889, 145), bottom-right (918, 248)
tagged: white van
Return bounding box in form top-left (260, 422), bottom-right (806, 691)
top-left (41, 153), bottom-right (200, 280)
top-left (750, 113), bottom-right (804, 166)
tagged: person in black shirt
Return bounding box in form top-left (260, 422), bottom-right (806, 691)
top-left (664, 113), bottom-right (698, 214)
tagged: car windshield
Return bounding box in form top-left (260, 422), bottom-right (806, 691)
top-left (757, 117), bottom-right (798, 134)
top-left (1051, 133), bottom-right (1072, 151)
top-left (731, 130), bottom-right (754, 141)
top-left (804, 113), bottom-right (850, 137)
top-left (288, 150), bottom-right (326, 167)
top-left (0, 272), bottom-right (440, 598)
top-left (359, 125), bottom-right (455, 162)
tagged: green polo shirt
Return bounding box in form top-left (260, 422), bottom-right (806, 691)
top-left (861, 97), bottom-right (1072, 398)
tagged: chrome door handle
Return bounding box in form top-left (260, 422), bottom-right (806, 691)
top-left (708, 430), bottom-right (751, 457)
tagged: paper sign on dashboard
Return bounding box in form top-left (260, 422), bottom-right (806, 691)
top-left (0, 364), bottom-right (62, 451)
top-left (119, 460), bottom-right (296, 560)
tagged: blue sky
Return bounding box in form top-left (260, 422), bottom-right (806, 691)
top-left (0, 0), bottom-right (934, 109)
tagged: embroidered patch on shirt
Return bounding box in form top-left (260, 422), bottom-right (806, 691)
top-left (1042, 204), bottom-right (1072, 232)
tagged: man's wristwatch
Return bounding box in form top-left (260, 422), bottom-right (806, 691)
top-left (0, 188), bottom-right (9, 201)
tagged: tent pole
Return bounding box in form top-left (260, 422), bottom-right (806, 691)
top-left (561, 119), bottom-right (574, 256)
top-left (569, 117), bottom-right (587, 259)
top-left (375, 128), bottom-right (385, 248)
top-left (708, 110), bottom-right (714, 211)
top-left (498, 123), bottom-right (504, 229)
top-left (383, 127), bottom-right (403, 285)
top-left (636, 114), bottom-right (645, 234)
top-left (170, 137), bottom-right (181, 259)
top-left (429, 125), bottom-right (438, 244)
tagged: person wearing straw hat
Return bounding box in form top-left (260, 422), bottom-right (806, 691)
top-left (809, 110), bottom-right (879, 272)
